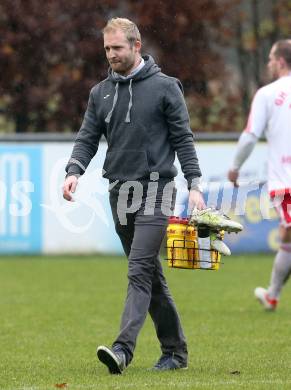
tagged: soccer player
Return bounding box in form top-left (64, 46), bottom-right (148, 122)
top-left (63, 18), bottom-right (205, 373)
top-left (228, 39), bottom-right (291, 311)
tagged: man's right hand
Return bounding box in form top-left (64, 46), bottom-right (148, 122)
top-left (62, 175), bottom-right (79, 201)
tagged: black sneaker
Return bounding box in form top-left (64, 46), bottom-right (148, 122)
top-left (152, 354), bottom-right (188, 371)
top-left (97, 345), bottom-right (127, 374)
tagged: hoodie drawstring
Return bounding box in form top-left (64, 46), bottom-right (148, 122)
top-left (125, 79), bottom-right (133, 123)
top-left (105, 82), bottom-right (119, 123)
top-left (105, 79), bottom-right (133, 124)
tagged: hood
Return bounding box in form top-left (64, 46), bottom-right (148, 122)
top-left (107, 55), bottom-right (161, 84)
top-left (105, 55), bottom-right (161, 124)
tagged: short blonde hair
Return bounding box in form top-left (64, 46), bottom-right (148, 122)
top-left (103, 18), bottom-right (141, 47)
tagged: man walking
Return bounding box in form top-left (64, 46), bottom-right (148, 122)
top-left (228, 40), bottom-right (291, 311)
top-left (63, 17), bottom-right (205, 373)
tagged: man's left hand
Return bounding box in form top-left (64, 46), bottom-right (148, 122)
top-left (188, 189), bottom-right (206, 212)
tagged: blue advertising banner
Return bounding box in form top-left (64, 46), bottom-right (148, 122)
top-left (0, 146), bottom-right (42, 253)
top-left (217, 184), bottom-right (279, 253)
top-left (0, 141), bottom-right (275, 255)
top-left (181, 183), bottom-right (280, 253)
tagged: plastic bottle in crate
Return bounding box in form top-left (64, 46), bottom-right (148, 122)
top-left (166, 217), bottom-right (198, 269)
top-left (197, 227), bottom-right (221, 270)
top-left (197, 226), bottom-right (212, 269)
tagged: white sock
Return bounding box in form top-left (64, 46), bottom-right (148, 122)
top-left (268, 244), bottom-right (291, 300)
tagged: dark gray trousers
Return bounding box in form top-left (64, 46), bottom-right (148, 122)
top-left (109, 180), bottom-right (188, 364)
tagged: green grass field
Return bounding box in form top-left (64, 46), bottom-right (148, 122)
top-left (1, 254), bottom-right (291, 390)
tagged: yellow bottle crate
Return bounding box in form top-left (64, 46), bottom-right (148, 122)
top-left (166, 216), bottom-right (221, 270)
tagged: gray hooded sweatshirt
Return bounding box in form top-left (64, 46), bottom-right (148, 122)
top-left (66, 55), bottom-right (201, 189)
